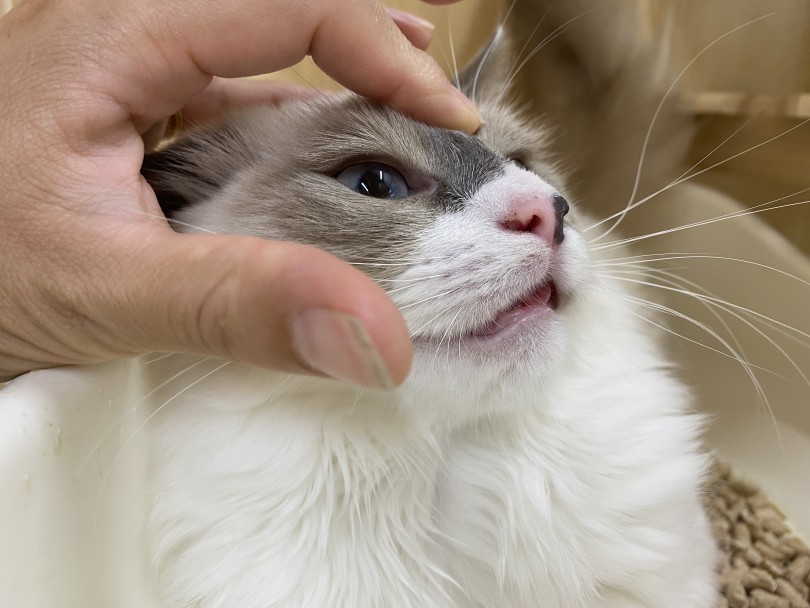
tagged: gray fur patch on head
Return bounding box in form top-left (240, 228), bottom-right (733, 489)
top-left (140, 28), bottom-right (571, 288)
top-left (143, 94), bottom-right (557, 282)
top-left (419, 128), bottom-right (505, 212)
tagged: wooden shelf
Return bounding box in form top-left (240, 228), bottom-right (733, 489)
top-left (683, 91), bottom-right (810, 119)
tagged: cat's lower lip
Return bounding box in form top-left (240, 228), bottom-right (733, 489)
top-left (469, 282), bottom-right (559, 340)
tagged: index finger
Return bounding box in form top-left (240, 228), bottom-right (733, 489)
top-left (103, 0), bottom-right (480, 133)
top-left (311, 1), bottom-right (481, 132)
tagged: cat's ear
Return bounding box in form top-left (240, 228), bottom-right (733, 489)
top-left (141, 123), bottom-right (254, 219)
top-left (456, 26), bottom-right (514, 103)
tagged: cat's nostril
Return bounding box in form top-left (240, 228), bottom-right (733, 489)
top-left (553, 195), bottom-right (570, 218)
top-left (500, 194), bottom-right (564, 246)
top-left (501, 218), bottom-right (531, 232)
top-left (526, 214), bottom-right (544, 234)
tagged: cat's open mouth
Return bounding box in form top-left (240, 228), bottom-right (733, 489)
top-left (469, 281), bottom-right (560, 340)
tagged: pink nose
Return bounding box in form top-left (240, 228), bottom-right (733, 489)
top-left (500, 194), bottom-right (569, 245)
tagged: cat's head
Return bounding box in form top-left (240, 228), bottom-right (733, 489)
top-left (142, 31), bottom-right (603, 419)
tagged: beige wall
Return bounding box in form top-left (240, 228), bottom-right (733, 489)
top-left (651, 0), bottom-right (810, 95)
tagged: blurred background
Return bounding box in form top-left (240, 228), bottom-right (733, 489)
top-left (260, 0), bottom-right (810, 253)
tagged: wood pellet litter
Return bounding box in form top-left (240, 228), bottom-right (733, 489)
top-left (709, 461), bottom-right (810, 608)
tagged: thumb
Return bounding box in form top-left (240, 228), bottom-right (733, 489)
top-left (124, 232), bottom-right (412, 389)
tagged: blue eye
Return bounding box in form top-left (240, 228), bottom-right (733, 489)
top-left (335, 163), bottom-right (410, 199)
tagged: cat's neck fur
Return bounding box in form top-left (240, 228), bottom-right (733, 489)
top-left (148, 372), bottom-right (454, 606)
top-left (146, 292), bottom-right (713, 607)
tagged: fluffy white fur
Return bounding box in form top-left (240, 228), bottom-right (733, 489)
top-left (147, 166), bottom-right (717, 607)
top-left (144, 2), bottom-right (718, 605)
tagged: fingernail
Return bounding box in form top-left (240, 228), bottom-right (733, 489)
top-left (291, 309), bottom-right (395, 390)
top-left (431, 88), bottom-right (481, 133)
top-left (452, 87), bottom-right (482, 129)
top-left (387, 8), bottom-right (436, 33)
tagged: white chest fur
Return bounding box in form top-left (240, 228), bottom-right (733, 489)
top-left (146, 305), bottom-right (716, 608)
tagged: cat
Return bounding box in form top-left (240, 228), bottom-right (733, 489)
top-left (140, 3), bottom-right (718, 607)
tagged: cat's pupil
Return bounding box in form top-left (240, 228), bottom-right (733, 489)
top-left (335, 162), bottom-right (410, 199)
top-left (359, 169), bottom-right (392, 198)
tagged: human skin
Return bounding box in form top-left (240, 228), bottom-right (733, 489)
top-left (0, 0), bottom-right (479, 387)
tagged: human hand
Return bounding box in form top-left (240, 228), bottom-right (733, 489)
top-left (0, 0), bottom-right (479, 387)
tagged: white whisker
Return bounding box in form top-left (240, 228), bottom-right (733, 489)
top-left (672, 116), bottom-right (755, 185)
top-left (587, 120), bottom-right (810, 237)
top-left (377, 274), bottom-right (445, 285)
top-left (386, 276), bottom-right (446, 294)
top-left (597, 252), bottom-right (810, 289)
top-left (591, 13), bottom-right (776, 241)
top-left (593, 197), bottom-right (810, 252)
top-left (616, 291), bottom-right (780, 444)
top-left (498, 5), bottom-right (604, 101)
top-left (408, 298), bottom-right (468, 340)
top-left (609, 265), bottom-right (746, 359)
top-left (448, 19), bottom-right (460, 88)
top-left (619, 276), bottom-right (810, 341)
top-left (499, 3), bottom-right (553, 98)
top-left (600, 277), bottom-right (774, 375)
top-left (613, 267), bottom-right (789, 374)
top-left (619, 270), bottom-right (810, 383)
top-left (347, 261), bottom-right (418, 268)
top-left (163, 216), bottom-right (219, 234)
top-left (601, 254), bottom-right (810, 355)
top-left (340, 387), bottom-right (367, 432)
top-left (128, 209), bottom-right (220, 234)
top-left (471, 0), bottom-right (518, 105)
top-left (433, 307), bottom-right (466, 369)
top-left (289, 67), bottom-right (324, 93)
top-left (76, 357), bottom-right (211, 476)
top-left (398, 287), bottom-right (465, 311)
top-left (139, 352), bottom-right (177, 366)
top-left (94, 360), bottom-right (231, 534)
top-left (660, 271), bottom-right (809, 383)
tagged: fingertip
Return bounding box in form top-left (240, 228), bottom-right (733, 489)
top-left (385, 71), bottom-right (481, 133)
top-left (310, 2), bottom-right (479, 134)
top-left (291, 307), bottom-right (412, 390)
top-left (349, 297), bottom-right (413, 387)
top-left (419, 88), bottom-right (482, 133)
top-left (279, 244), bottom-right (413, 389)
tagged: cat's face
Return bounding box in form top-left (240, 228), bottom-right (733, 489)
top-left (143, 87), bottom-right (601, 419)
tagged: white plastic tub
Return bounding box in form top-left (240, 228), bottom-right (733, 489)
top-left (0, 361), bottom-right (161, 608)
top-left (1, 183), bottom-right (808, 606)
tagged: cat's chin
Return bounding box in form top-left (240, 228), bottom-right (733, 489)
top-left (412, 310), bottom-right (564, 366)
top-left (412, 281), bottom-right (562, 353)
top-left (466, 281), bottom-right (560, 342)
